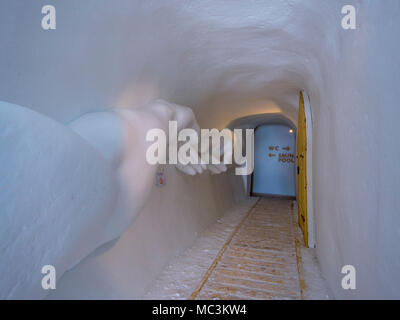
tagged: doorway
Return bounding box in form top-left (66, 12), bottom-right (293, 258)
top-left (251, 124), bottom-right (296, 198)
top-left (297, 90), bottom-right (315, 248)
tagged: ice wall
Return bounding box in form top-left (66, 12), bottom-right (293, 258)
top-left (1, 0), bottom-right (400, 298)
top-left (0, 102), bottom-right (119, 298)
top-left (0, 98), bottom-right (233, 299)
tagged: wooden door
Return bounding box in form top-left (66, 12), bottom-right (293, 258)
top-left (297, 91), bottom-right (308, 247)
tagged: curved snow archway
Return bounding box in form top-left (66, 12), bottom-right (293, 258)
top-left (227, 113), bottom-right (296, 196)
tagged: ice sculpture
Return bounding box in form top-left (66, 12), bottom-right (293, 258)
top-left (0, 99), bottom-right (225, 299)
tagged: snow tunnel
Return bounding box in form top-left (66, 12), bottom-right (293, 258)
top-left (0, 1), bottom-right (400, 300)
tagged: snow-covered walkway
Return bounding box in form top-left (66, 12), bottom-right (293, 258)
top-left (144, 197), bottom-right (332, 300)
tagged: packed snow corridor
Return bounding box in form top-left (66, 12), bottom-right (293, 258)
top-left (0, 0), bottom-right (399, 300)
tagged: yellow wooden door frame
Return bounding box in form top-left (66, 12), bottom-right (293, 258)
top-left (297, 91), bottom-right (308, 247)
